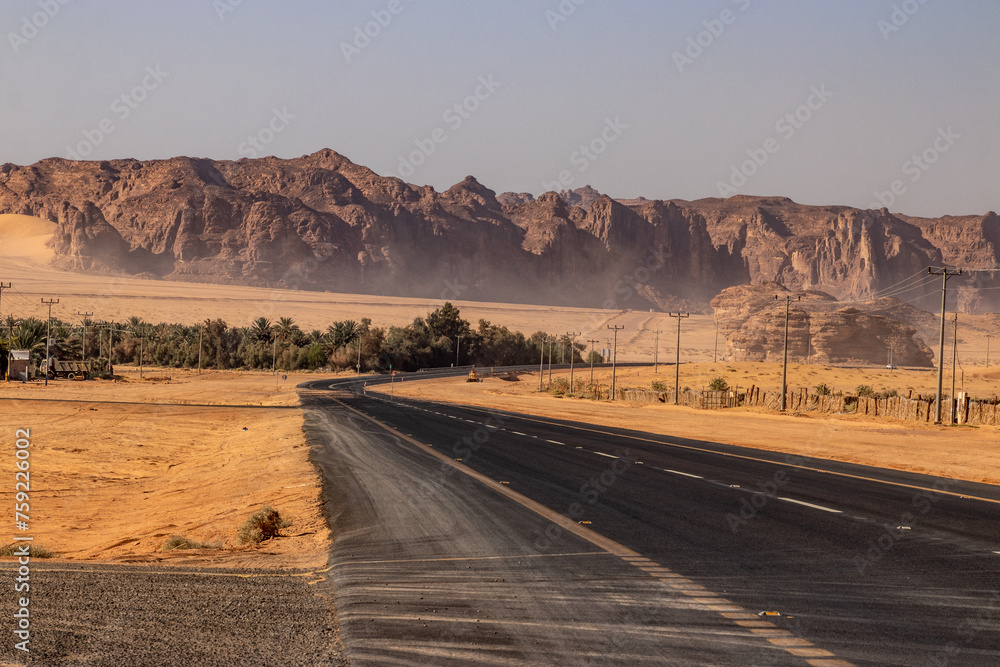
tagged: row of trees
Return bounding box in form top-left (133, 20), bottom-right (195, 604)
top-left (1, 303), bottom-right (591, 376)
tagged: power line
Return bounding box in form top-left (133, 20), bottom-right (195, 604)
top-left (867, 269), bottom-right (933, 299)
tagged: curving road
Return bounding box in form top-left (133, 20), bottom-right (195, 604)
top-left (302, 371), bottom-right (1000, 666)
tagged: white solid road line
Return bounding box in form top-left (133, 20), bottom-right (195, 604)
top-left (665, 470), bottom-right (703, 479)
top-left (777, 497), bottom-right (843, 514)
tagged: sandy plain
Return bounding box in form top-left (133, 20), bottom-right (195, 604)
top-left (0, 368), bottom-right (329, 568)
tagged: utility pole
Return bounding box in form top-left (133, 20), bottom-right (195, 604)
top-left (547, 336), bottom-right (553, 385)
top-left (107, 321), bottom-right (115, 375)
top-left (929, 267), bottom-right (962, 424)
top-left (77, 311), bottom-right (93, 363)
top-left (776, 295), bottom-right (800, 412)
top-left (0, 283), bottom-right (11, 320)
top-left (588, 338), bottom-right (599, 387)
top-left (356, 334), bottom-right (362, 375)
top-left (713, 319), bottom-right (719, 363)
top-left (41, 298), bottom-right (59, 386)
top-left (456, 335), bottom-right (463, 367)
top-left (538, 336), bottom-right (545, 391)
top-left (608, 325), bottom-right (624, 400)
top-left (136, 326), bottom-right (150, 379)
top-left (986, 334), bottom-right (993, 368)
top-left (951, 313), bottom-right (958, 424)
top-left (667, 313), bottom-right (689, 404)
top-left (566, 332), bottom-right (578, 393)
top-left (653, 329), bottom-right (661, 374)
top-left (5, 318), bottom-right (21, 382)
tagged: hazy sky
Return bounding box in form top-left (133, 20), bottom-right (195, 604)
top-left (2, 0), bottom-right (998, 217)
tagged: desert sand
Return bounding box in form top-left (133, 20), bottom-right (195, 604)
top-left (373, 365), bottom-right (1000, 487)
top-left (0, 368), bottom-right (329, 568)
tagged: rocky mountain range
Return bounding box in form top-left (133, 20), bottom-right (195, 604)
top-left (1, 149), bottom-right (998, 314)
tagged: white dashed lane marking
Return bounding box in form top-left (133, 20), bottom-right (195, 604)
top-left (777, 497), bottom-right (842, 514)
top-left (666, 469), bottom-right (703, 479)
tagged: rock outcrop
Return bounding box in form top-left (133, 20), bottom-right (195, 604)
top-left (711, 283), bottom-right (935, 366)
top-left (0, 152), bottom-right (997, 312)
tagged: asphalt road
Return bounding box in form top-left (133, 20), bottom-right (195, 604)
top-left (302, 383), bottom-right (812, 666)
top-left (303, 372), bottom-right (1000, 666)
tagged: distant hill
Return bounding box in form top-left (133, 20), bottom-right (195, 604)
top-left (1, 150), bottom-right (997, 313)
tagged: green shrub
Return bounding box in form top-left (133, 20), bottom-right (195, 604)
top-left (548, 378), bottom-right (570, 396)
top-left (238, 506), bottom-right (291, 544)
top-left (651, 380), bottom-right (667, 391)
top-left (162, 535), bottom-right (221, 551)
top-left (708, 377), bottom-right (729, 391)
top-left (856, 385), bottom-right (875, 397)
top-left (815, 383), bottom-right (831, 396)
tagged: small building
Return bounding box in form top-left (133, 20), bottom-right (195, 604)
top-left (8, 350), bottom-right (30, 381)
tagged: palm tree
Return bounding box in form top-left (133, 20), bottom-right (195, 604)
top-left (275, 317), bottom-right (300, 344)
top-left (11, 319), bottom-right (47, 372)
top-left (327, 320), bottom-right (359, 349)
top-left (250, 317), bottom-right (273, 343)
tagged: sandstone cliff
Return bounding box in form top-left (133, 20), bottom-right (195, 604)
top-left (0, 152), bottom-right (997, 313)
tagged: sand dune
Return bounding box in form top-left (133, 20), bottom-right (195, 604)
top-left (0, 213), bottom-right (56, 261)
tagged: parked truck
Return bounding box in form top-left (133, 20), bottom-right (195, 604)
top-left (41, 358), bottom-right (93, 381)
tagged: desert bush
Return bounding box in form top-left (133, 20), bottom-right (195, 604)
top-left (651, 380), bottom-right (667, 391)
top-left (815, 383), bottom-right (831, 396)
top-left (238, 506), bottom-right (291, 544)
top-left (856, 385), bottom-right (875, 397)
top-left (708, 377), bottom-right (729, 391)
top-left (162, 535), bottom-right (221, 551)
top-left (548, 377), bottom-right (570, 396)
top-left (0, 543), bottom-right (56, 558)
top-left (880, 388), bottom-right (898, 398)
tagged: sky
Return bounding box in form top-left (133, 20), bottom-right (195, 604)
top-left (2, 0), bottom-right (998, 217)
